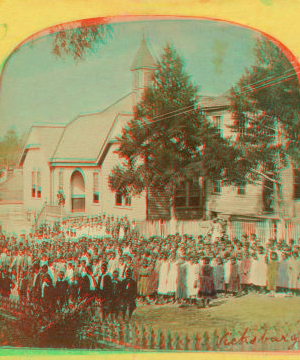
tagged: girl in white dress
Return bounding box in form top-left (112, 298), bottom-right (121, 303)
top-left (186, 256), bottom-right (200, 303)
top-left (166, 252), bottom-right (179, 302)
top-left (224, 252), bottom-right (231, 294)
top-left (157, 254), bottom-right (170, 303)
top-left (255, 246), bottom-right (268, 292)
top-left (249, 251), bottom-right (259, 289)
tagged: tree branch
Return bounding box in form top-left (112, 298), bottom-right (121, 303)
top-left (250, 168), bottom-right (277, 183)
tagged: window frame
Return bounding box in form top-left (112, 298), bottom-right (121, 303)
top-left (93, 171), bottom-right (100, 204)
top-left (115, 191), bottom-right (123, 206)
top-left (133, 70), bottom-right (140, 88)
top-left (125, 194), bottom-right (132, 206)
top-left (31, 170), bottom-right (36, 198)
top-left (237, 181), bottom-right (247, 196)
top-left (36, 169), bottom-right (42, 198)
top-left (213, 180), bottom-right (222, 195)
top-left (59, 169), bottom-right (64, 190)
top-left (115, 191), bottom-right (132, 207)
top-left (213, 115), bottom-right (223, 137)
top-left (174, 180), bottom-right (201, 209)
top-left (294, 169), bottom-right (300, 200)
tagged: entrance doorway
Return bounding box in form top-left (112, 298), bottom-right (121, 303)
top-left (71, 170), bottom-right (85, 212)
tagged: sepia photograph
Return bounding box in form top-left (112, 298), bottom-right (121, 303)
top-left (0, 8), bottom-right (300, 355)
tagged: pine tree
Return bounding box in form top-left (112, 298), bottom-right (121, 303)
top-left (109, 44), bottom-right (234, 219)
top-left (229, 37), bottom-right (300, 230)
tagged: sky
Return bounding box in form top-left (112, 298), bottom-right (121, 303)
top-left (0, 18), bottom-right (261, 136)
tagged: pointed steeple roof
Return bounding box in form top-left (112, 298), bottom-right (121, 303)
top-left (131, 34), bottom-right (156, 70)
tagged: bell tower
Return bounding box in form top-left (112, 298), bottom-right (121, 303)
top-left (131, 34), bottom-right (156, 107)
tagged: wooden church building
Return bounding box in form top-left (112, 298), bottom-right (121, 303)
top-left (18, 37), bottom-right (300, 242)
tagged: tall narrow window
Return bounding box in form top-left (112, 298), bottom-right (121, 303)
top-left (237, 181), bottom-right (246, 196)
top-left (59, 169), bottom-right (64, 190)
top-left (93, 171), bottom-right (99, 203)
top-left (31, 170), bottom-right (36, 198)
top-left (213, 180), bottom-right (222, 194)
top-left (125, 194), bottom-right (132, 206)
top-left (294, 169), bottom-right (300, 200)
top-left (144, 70), bottom-right (154, 86)
top-left (174, 182), bottom-right (186, 208)
top-left (175, 180), bottom-right (201, 208)
top-left (115, 191), bottom-right (123, 206)
top-left (133, 71), bottom-right (140, 88)
top-left (37, 169), bottom-right (41, 198)
top-left (214, 116), bottom-right (223, 137)
top-left (188, 180), bottom-right (201, 207)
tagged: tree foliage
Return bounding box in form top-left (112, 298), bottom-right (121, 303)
top-left (109, 44), bottom-right (235, 199)
top-left (51, 20), bottom-right (114, 61)
top-left (228, 37), bottom-right (300, 219)
top-left (0, 128), bottom-right (23, 168)
top-left (230, 37), bottom-right (300, 185)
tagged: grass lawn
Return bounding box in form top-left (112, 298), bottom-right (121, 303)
top-left (132, 293), bottom-right (300, 337)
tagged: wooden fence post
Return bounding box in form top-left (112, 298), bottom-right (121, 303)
top-left (202, 331), bottom-right (210, 351)
top-left (131, 322), bottom-right (136, 347)
top-left (156, 328), bottom-right (161, 350)
top-left (165, 330), bottom-right (171, 350)
top-left (191, 332), bottom-right (197, 351)
top-left (211, 329), bottom-right (218, 351)
top-left (124, 323), bottom-right (129, 344)
top-left (140, 324), bottom-right (146, 349)
top-left (183, 332), bottom-right (188, 351)
top-left (148, 326), bottom-right (153, 350)
top-left (102, 322), bottom-right (107, 342)
top-left (116, 322), bottom-right (121, 346)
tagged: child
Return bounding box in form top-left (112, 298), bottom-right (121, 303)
top-left (224, 252), bottom-right (231, 294)
top-left (137, 258), bottom-right (151, 304)
top-left (277, 252), bottom-right (289, 293)
top-left (197, 257), bottom-right (216, 307)
top-left (157, 253), bottom-right (170, 304)
top-left (214, 256), bottom-right (225, 294)
top-left (266, 251), bottom-right (279, 296)
top-left (187, 255), bottom-right (200, 304)
top-left (249, 252), bottom-right (259, 291)
top-left (166, 251), bottom-right (179, 303)
top-left (176, 256), bottom-right (188, 304)
top-left (240, 251), bottom-right (251, 293)
top-left (256, 246), bottom-right (268, 293)
top-left (228, 257), bottom-right (241, 295)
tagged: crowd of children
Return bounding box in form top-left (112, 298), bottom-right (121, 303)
top-left (0, 213), bottom-right (299, 314)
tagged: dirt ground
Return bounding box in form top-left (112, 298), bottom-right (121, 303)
top-left (132, 293), bottom-right (300, 337)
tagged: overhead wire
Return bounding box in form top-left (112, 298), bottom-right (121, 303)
top-left (127, 66), bottom-right (300, 130)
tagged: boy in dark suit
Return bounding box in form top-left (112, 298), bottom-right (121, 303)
top-left (96, 263), bottom-right (113, 321)
top-left (120, 268), bottom-right (137, 321)
top-left (55, 270), bottom-right (69, 308)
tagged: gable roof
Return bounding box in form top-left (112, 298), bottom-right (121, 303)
top-left (131, 36), bottom-right (156, 70)
top-left (200, 92), bottom-right (231, 110)
top-left (19, 124), bottom-right (65, 167)
top-left (50, 92), bottom-right (133, 164)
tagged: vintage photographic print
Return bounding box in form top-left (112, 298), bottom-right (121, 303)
top-left (0, 8), bottom-right (300, 356)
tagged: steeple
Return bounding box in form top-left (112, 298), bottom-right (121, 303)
top-left (131, 34), bottom-right (156, 106)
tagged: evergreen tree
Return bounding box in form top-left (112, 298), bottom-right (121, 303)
top-left (0, 128), bottom-right (23, 169)
top-left (109, 44), bottom-right (235, 217)
top-left (229, 37), bottom-right (300, 221)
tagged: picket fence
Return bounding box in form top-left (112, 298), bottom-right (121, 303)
top-left (0, 297), bottom-right (300, 352)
